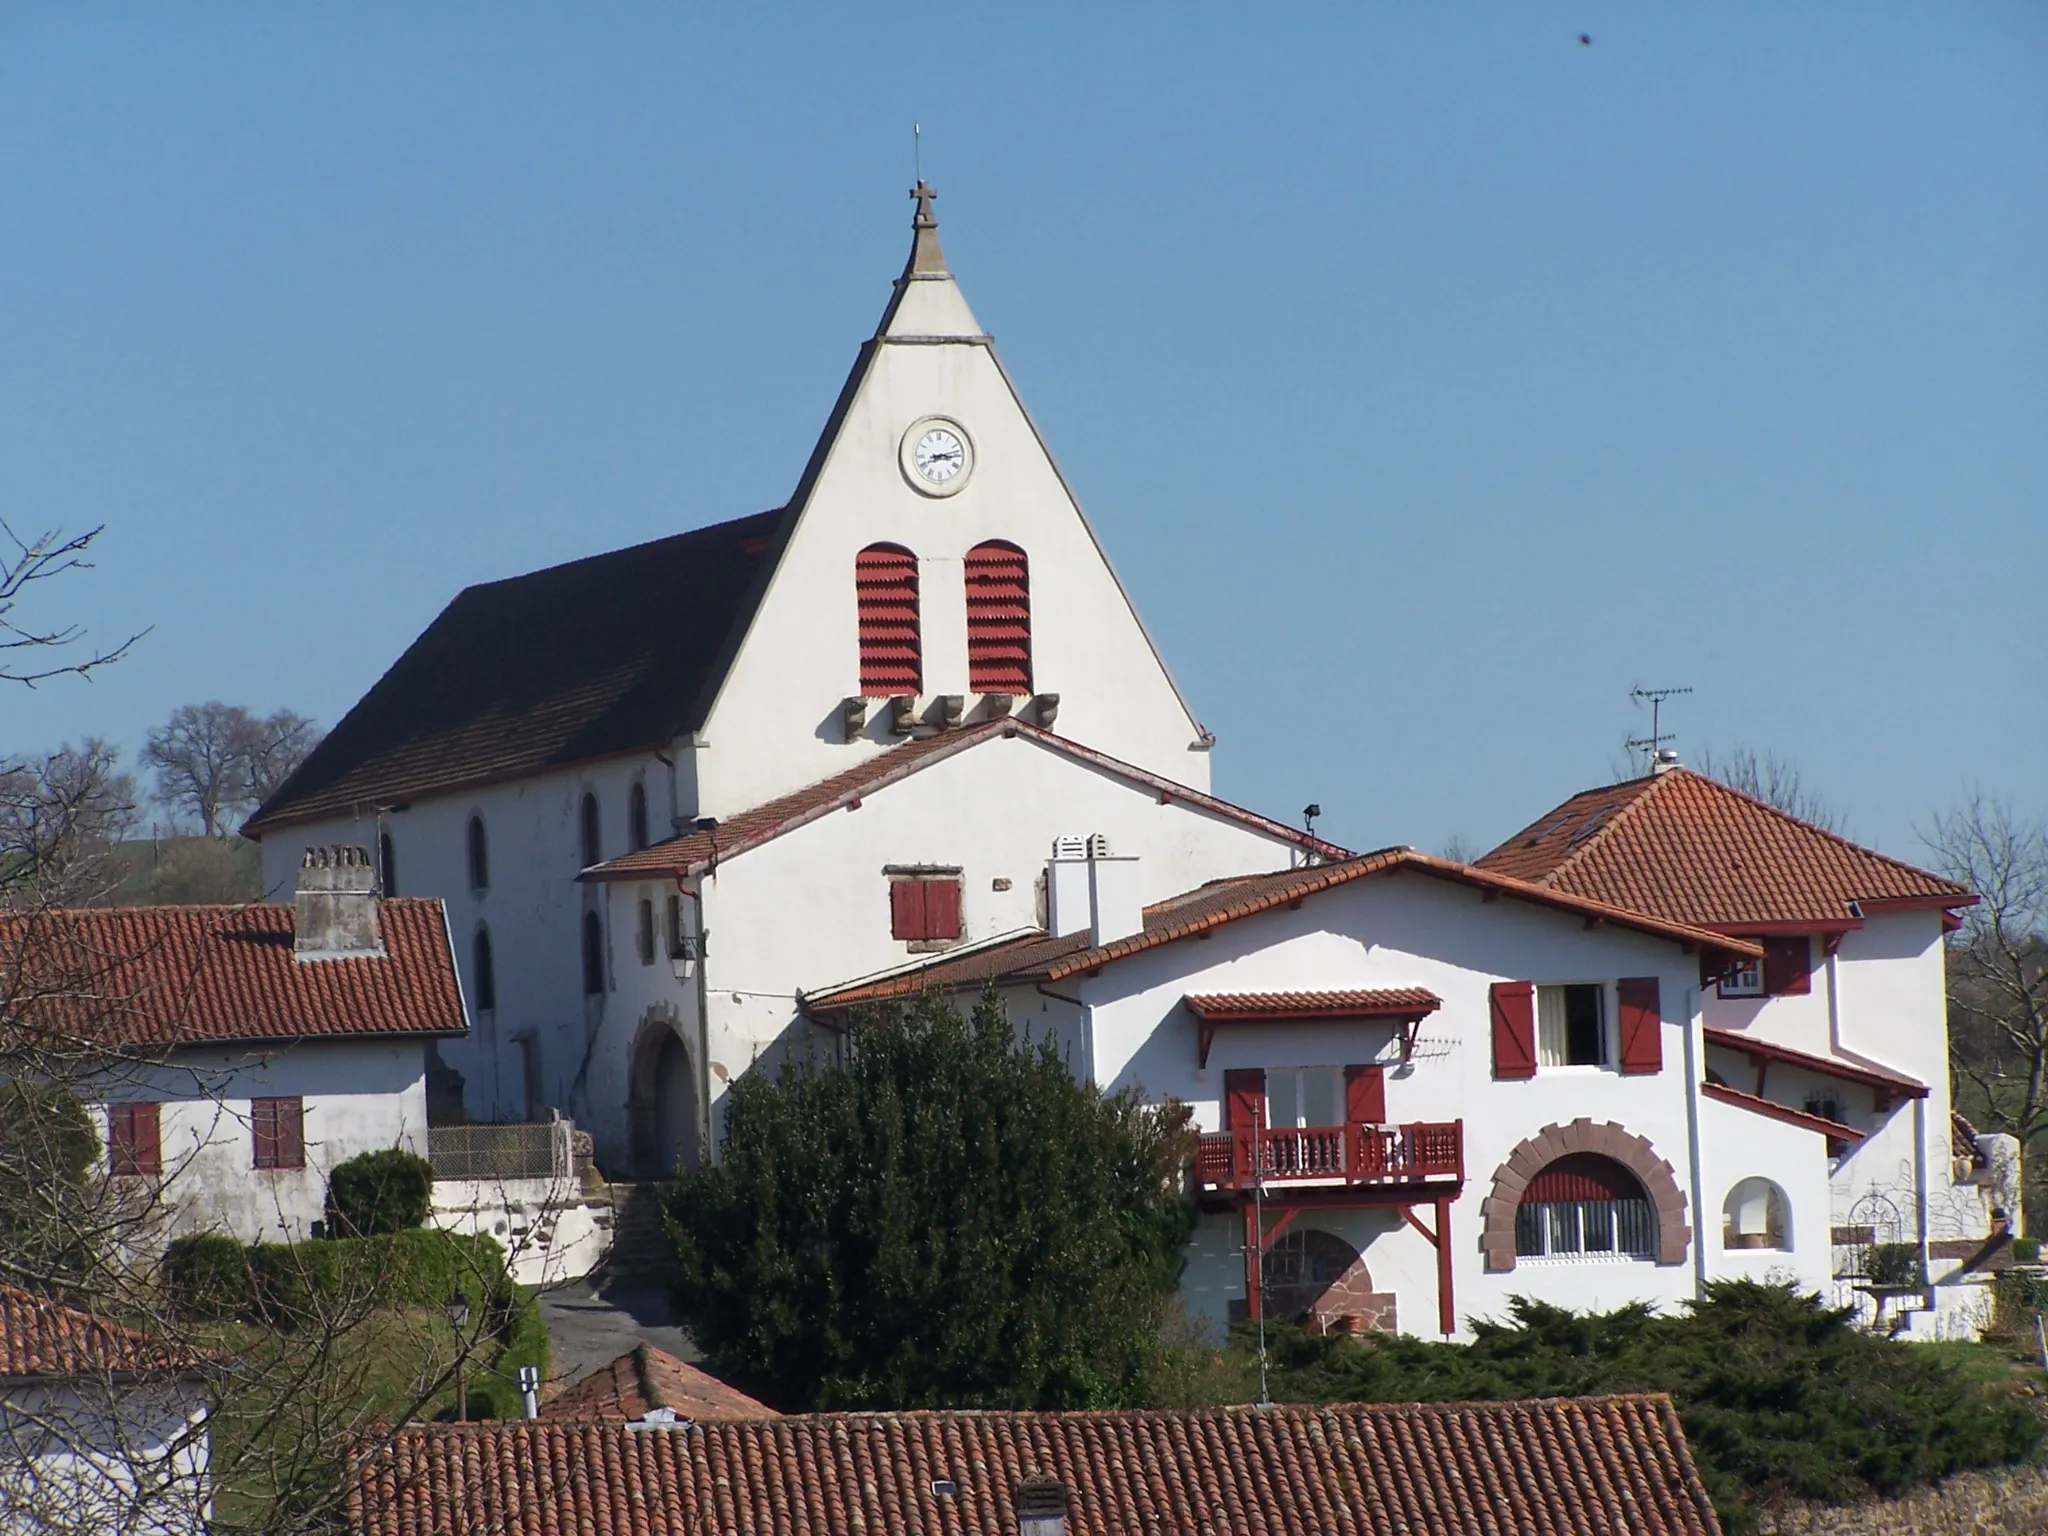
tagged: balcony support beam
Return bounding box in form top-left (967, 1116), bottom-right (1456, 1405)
top-left (1397, 1197), bottom-right (1458, 1338)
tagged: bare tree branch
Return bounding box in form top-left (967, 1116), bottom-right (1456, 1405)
top-left (0, 522), bottom-right (145, 689)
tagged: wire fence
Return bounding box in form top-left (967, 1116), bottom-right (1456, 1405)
top-left (428, 1120), bottom-right (571, 1181)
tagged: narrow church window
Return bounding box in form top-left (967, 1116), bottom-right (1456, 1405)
top-left (582, 910), bottom-right (606, 995)
top-left (856, 544), bottom-right (922, 695)
top-left (580, 792), bottom-right (602, 868)
top-left (467, 815), bottom-right (489, 892)
top-left (473, 926), bottom-right (496, 1012)
top-left (637, 899), bottom-right (656, 966)
top-left (379, 831), bottom-right (398, 896)
top-left (965, 541), bottom-right (1031, 694)
top-left (629, 782), bottom-right (650, 852)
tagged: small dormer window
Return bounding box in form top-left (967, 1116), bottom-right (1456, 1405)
top-left (1015, 1477), bottom-right (1067, 1536)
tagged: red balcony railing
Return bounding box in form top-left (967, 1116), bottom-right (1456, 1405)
top-left (1195, 1120), bottom-right (1464, 1191)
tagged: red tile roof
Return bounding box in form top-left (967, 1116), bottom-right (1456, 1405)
top-left (1700, 1082), bottom-right (1864, 1143)
top-left (348, 1396), bottom-right (1721, 1536)
top-left (245, 509), bottom-right (789, 835)
top-left (806, 851), bottom-right (1759, 1013)
top-left (0, 1286), bottom-right (195, 1380)
top-left (583, 721), bottom-right (1348, 882)
top-left (540, 1345), bottom-right (777, 1424)
top-left (1, 900), bottom-right (467, 1049)
top-left (1476, 768), bottom-right (1972, 930)
top-left (1701, 1027), bottom-right (1927, 1100)
top-left (1182, 988), bottom-right (1441, 1021)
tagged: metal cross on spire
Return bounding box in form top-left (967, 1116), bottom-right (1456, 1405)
top-left (910, 179), bottom-right (938, 228)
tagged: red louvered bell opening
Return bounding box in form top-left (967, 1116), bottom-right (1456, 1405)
top-left (856, 544), bottom-right (921, 696)
top-left (965, 541), bottom-right (1032, 694)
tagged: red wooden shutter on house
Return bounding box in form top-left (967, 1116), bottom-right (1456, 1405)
top-left (1490, 981), bottom-right (1537, 1080)
top-left (252, 1098), bottom-right (277, 1168)
top-left (1617, 977), bottom-right (1663, 1075)
top-left (1343, 1065), bottom-right (1386, 1124)
top-left (1222, 1069), bottom-right (1266, 1131)
top-left (856, 544), bottom-right (921, 696)
top-left (923, 879), bottom-right (961, 940)
top-left (110, 1102), bottom-right (160, 1176)
top-left (890, 881), bottom-right (927, 940)
top-left (1763, 936), bottom-right (1813, 996)
top-left (253, 1097), bottom-right (305, 1170)
top-left (964, 541), bottom-right (1031, 694)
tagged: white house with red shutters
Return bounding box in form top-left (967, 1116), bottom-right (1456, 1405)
top-left (811, 769), bottom-right (2004, 1342)
top-left (242, 186), bottom-right (1336, 1175)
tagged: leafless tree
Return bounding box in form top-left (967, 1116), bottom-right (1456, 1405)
top-left (142, 705), bottom-right (323, 838)
top-left (0, 743), bottom-right (139, 909)
top-left (1697, 745), bottom-right (1845, 834)
top-left (1931, 795), bottom-right (2048, 1203)
top-left (0, 522), bottom-right (143, 688)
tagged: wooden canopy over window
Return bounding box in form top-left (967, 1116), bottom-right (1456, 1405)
top-left (1185, 988), bottom-right (1441, 1068)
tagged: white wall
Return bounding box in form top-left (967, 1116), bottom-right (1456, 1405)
top-left (96, 1039), bottom-right (430, 1244)
top-left (0, 1377), bottom-right (209, 1536)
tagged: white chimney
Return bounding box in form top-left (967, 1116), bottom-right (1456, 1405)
top-left (1086, 835), bottom-right (1143, 946)
top-left (294, 846), bottom-right (383, 958)
top-left (1047, 837), bottom-right (1091, 938)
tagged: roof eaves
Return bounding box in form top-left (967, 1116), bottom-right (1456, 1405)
top-left (1701, 1081), bottom-right (1865, 1142)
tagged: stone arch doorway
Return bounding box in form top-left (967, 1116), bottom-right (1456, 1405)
top-left (627, 1006), bottom-right (699, 1179)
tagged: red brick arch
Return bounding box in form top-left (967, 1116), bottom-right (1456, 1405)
top-left (1480, 1118), bottom-right (1690, 1272)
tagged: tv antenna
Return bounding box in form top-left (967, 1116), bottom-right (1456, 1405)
top-left (914, 122), bottom-right (922, 184)
top-left (1302, 803), bottom-right (1321, 840)
top-left (1627, 685), bottom-right (1692, 774)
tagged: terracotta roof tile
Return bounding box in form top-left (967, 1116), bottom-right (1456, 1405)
top-left (1476, 769), bottom-right (1971, 929)
top-left (348, 1396), bottom-right (1722, 1536)
top-left (540, 1345), bottom-right (777, 1423)
top-left (585, 722), bottom-right (1347, 882)
top-left (0, 1286), bottom-right (193, 1379)
top-left (246, 510), bottom-right (788, 834)
top-left (1701, 1026), bottom-right (1927, 1099)
top-left (1182, 988), bottom-right (1442, 1020)
top-left (1, 900), bottom-right (466, 1049)
top-left (1699, 1082), bottom-right (1864, 1142)
top-left (807, 851), bottom-right (1758, 1012)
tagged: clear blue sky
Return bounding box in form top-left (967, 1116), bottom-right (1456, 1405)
top-left (4, 5), bottom-right (2043, 862)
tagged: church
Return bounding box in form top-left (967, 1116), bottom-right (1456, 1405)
top-left (244, 184), bottom-right (1339, 1177)
top-left (247, 188), bottom-right (2006, 1342)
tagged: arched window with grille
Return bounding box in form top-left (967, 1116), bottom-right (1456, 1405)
top-left (467, 815), bottom-right (489, 892)
top-left (581, 910), bottom-right (605, 996)
top-left (856, 543), bottom-right (921, 696)
top-left (472, 926), bottom-right (496, 1012)
top-left (965, 540), bottom-right (1031, 694)
top-left (1514, 1154), bottom-right (1654, 1260)
top-left (579, 792), bottom-right (601, 869)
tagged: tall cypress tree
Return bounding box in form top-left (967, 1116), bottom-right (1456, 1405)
top-left (666, 989), bottom-right (1195, 1411)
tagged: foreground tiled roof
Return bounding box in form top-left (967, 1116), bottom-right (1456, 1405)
top-left (1, 900), bottom-right (466, 1049)
top-left (584, 721), bottom-right (1348, 882)
top-left (246, 509), bottom-right (788, 834)
top-left (540, 1345), bottom-right (777, 1423)
top-left (1182, 988), bottom-right (1443, 1020)
top-left (807, 851), bottom-right (1758, 1012)
top-left (349, 1395), bottom-right (1721, 1536)
top-left (0, 1286), bottom-right (192, 1380)
top-left (1477, 768), bottom-right (1971, 929)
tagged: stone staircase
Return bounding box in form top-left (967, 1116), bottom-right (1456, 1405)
top-left (600, 1183), bottom-right (676, 1285)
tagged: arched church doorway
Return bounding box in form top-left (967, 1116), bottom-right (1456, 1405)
top-left (627, 1007), bottom-right (699, 1179)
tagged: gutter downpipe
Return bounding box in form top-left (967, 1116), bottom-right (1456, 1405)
top-left (679, 878), bottom-right (715, 1170)
top-left (1681, 983), bottom-right (1708, 1298)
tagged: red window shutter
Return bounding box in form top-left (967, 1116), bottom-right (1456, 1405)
top-left (924, 879), bottom-right (961, 940)
top-left (1763, 936), bottom-right (1813, 996)
top-left (890, 880), bottom-right (927, 940)
top-left (964, 541), bottom-right (1031, 694)
top-left (856, 544), bottom-right (921, 697)
top-left (1617, 977), bottom-right (1663, 1075)
top-left (133, 1102), bottom-right (160, 1176)
top-left (252, 1099), bottom-right (277, 1169)
top-left (279, 1098), bottom-right (305, 1170)
top-left (1489, 981), bottom-right (1537, 1080)
top-left (1343, 1065), bottom-right (1386, 1124)
top-left (1222, 1069), bottom-right (1266, 1132)
top-left (111, 1103), bottom-right (160, 1176)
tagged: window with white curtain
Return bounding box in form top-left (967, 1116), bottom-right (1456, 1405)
top-left (1537, 983), bottom-right (1609, 1068)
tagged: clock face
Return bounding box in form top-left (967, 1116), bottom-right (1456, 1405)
top-left (900, 416), bottom-right (974, 496)
top-left (914, 427), bottom-right (965, 483)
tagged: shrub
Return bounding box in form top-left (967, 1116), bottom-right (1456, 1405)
top-left (2013, 1236), bottom-right (2040, 1264)
top-left (325, 1147), bottom-right (433, 1237)
top-left (164, 1232), bottom-right (253, 1321)
top-left (0, 1084), bottom-right (101, 1286)
top-left (1865, 1240), bottom-right (1925, 1289)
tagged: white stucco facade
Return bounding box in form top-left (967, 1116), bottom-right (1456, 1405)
top-left (1, 1374), bottom-right (209, 1536)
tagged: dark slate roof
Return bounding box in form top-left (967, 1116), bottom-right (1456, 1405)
top-left (245, 510), bottom-right (787, 834)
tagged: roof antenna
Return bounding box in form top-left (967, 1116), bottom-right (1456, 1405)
top-left (914, 122), bottom-right (922, 186)
top-left (1627, 686), bottom-right (1692, 775)
top-left (1302, 803), bottom-right (1321, 840)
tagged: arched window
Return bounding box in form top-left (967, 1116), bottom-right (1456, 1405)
top-left (628, 782), bottom-right (649, 853)
top-left (1514, 1154), bottom-right (1654, 1260)
top-left (581, 910), bottom-right (605, 996)
top-left (856, 543), bottom-right (921, 696)
top-left (965, 540), bottom-right (1031, 694)
top-left (579, 792), bottom-right (601, 869)
top-left (636, 898), bottom-right (655, 966)
top-left (378, 832), bottom-right (398, 897)
top-left (1723, 1178), bottom-right (1791, 1251)
top-left (467, 815), bottom-right (489, 892)
top-left (472, 926), bottom-right (496, 1012)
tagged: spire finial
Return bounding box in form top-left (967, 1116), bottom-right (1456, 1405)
top-left (904, 179), bottom-right (948, 277)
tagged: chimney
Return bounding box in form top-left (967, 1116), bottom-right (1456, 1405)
top-left (1047, 837), bottom-right (1091, 938)
top-left (294, 846), bottom-right (383, 958)
top-left (1085, 835), bottom-right (1143, 946)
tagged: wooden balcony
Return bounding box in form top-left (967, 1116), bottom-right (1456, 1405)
top-left (1195, 1121), bottom-right (1464, 1192)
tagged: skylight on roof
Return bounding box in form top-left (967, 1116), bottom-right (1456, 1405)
top-left (1565, 807), bottom-right (1615, 849)
top-left (1528, 811), bottom-right (1580, 846)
